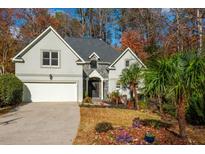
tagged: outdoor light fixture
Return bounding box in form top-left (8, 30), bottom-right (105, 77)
top-left (49, 74), bottom-right (53, 80)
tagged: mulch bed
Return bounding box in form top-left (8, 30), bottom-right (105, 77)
top-left (93, 126), bottom-right (190, 145)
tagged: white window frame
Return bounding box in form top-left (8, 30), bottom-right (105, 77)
top-left (41, 50), bottom-right (60, 68)
top-left (125, 60), bottom-right (130, 68)
top-left (116, 82), bottom-right (121, 89)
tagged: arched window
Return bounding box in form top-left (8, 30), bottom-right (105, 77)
top-left (90, 60), bottom-right (97, 69)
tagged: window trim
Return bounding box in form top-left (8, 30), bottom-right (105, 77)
top-left (125, 59), bottom-right (130, 68)
top-left (41, 50), bottom-right (60, 68)
top-left (116, 82), bottom-right (121, 89)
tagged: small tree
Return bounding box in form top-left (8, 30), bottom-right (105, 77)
top-left (144, 51), bottom-right (205, 138)
top-left (144, 58), bottom-right (173, 113)
top-left (119, 64), bottom-right (142, 109)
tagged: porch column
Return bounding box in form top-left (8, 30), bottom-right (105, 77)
top-left (86, 77), bottom-right (89, 96)
top-left (101, 79), bottom-right (104, 99)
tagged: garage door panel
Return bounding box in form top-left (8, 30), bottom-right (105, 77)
top-left (23, 83), bottom-right (77, 102)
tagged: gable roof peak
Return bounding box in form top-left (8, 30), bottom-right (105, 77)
top-left (12, 26), bottom-right (85, 63)
top-left (89, 52), bottom-right (100, 59)
top-left (108, 47), bottom-right (146, 69)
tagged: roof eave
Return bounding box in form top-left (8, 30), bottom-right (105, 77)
top-left (12, 57), bottom-right (24, 63)
top-left (12, 26), bottom-right (85, 63)
top-left (109, 47), bottom-right (146, 68)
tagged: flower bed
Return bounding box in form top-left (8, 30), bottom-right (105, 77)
top-left (93, 125), bottom-right (189, 145)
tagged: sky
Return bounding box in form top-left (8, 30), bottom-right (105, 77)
top-left (48, 8), bottom-right (121, 46)
top-left (12, 8), bottom-right (121, 46)
top-left (13, 8), bottom-right (174, 47)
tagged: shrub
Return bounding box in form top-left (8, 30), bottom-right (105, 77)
top-left (186, 93), bottom-right (205, 125)
top-left (95, 122), bottom-right (113, 133)
top-left (126, 100), bottom-right (132, 109)
top-left (138, 101), bottom-right (148, 109)
top-left (132, 117), bottom-right (141, 128)
top-left (141, 119), bottom-right (172, 129)
top-left (0, 74), bottom-right (23, 107)
top-left (82, 96), bottom-right (92, 104)
top-left (162, 103), bottom-right (176, 117)
top-left (109, 91), bottom-right (120, 104)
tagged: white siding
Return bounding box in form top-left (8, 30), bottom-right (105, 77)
top-left (108, 50), bottom-right (143, 96)
top-left (15, 30), bottom-right (83, 102)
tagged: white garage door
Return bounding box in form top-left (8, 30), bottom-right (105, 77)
top-left (23, 83), bottom-right (77, 102)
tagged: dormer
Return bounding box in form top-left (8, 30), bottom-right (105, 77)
top-left (88, 52), bottom-right (100, 69)
top-left (88, 52), bottom-right (100, 60)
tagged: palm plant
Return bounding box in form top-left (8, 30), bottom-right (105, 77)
top-left (119, 64), bottom-right (142, 109)
top-left (169, 52), bottom-right (205, 138)
top-left (144, 58), bottom-right (173, 113)
top-left (144, 51), bottom-right (205, 138)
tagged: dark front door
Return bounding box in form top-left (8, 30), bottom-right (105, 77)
top-left (88, 78), bottom-right (100, 98)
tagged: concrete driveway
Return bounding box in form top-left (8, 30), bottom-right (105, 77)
top-left (0, 102), bottom-right (80, 145)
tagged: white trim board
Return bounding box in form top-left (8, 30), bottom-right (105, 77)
top-left (88, 52), bottom-right (100, 59)
top-left (108, 47), bottom-right (146, 69)
top-left (88, 70), bottom-right (104, 81)
top-left (12, 26), bottom-right (85, 63)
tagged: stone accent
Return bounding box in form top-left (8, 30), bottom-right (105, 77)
top-left (83, 63), bottom-right (109, 79)
top-left (104, 80), bottom-right (109, 99)
top-left (83, 59), bottom-right (109, 100)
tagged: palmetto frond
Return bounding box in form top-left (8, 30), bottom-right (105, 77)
top-left (119, 63), bottom-right (141, 88)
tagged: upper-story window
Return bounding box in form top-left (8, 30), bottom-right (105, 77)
top-left (42, 50), bottom-right (59, 67)
top-left (90, 60), bottom-right (97, 69)
top-left (116, 82), bottom-right (121, 89)
top-left (125, 60), bottom-right (130, 67)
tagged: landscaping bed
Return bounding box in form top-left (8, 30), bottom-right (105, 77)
top-left (93, 126), bottom-right (189, 145)
top-left (73, 107), bottom-right (205, 145)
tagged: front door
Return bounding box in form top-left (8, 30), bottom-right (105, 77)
top-left (88, 78), bottom-right (100, 98)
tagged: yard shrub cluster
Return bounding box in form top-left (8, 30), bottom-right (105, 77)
top-left (109, 91), bottom-right (120, 104)
top-left (162, 103), bottom-right (176, 117)
top-left (138, 101), bottom-right (148, 109)
top-left (141, 119), bottom-right (172, 129)
top-left (0, 74), bottom-right (23, 107)
top-left (82, 96), bottom-right (92, 104)
top-left (186, 93), bottom-right (205, 125)
top-left (95, 122), bottom-right (113, 133)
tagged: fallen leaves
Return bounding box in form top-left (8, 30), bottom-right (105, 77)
top-left (94, 125), bottom-right (189, 145)
top-left (73, 107), bottom-right (205, 145)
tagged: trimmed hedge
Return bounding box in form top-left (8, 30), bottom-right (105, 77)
top-left (0, 74), bottom-right (23, 107)
top-left (82, 96), bottom-right (92, 104)
top-left (95, 122), bottom-right (113, 133)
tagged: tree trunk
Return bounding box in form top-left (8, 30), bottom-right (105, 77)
top-left (129, 84), bottom-right (134, 108)
top-left (79, 8), bottom-right (86, 36)
top-left (158, 95), bottom-right (163, 114)
top-left (133, 83), bottom-right (139, 110)
top-left (197, 9), bottom-right (203, 55)
top-left (98, 8), bottom-right (103, 38)
top-left (129, 84), bottom-right (133, 100)
top-left (0, 65), bottom-right (3, 74)
top-left (177, 95), bottom-right (187, 138)
top-left (175, 9), bottom-right (183, 52)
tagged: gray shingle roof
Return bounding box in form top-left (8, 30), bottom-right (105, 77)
top-left (64, 37), bottom-right (121, 63)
